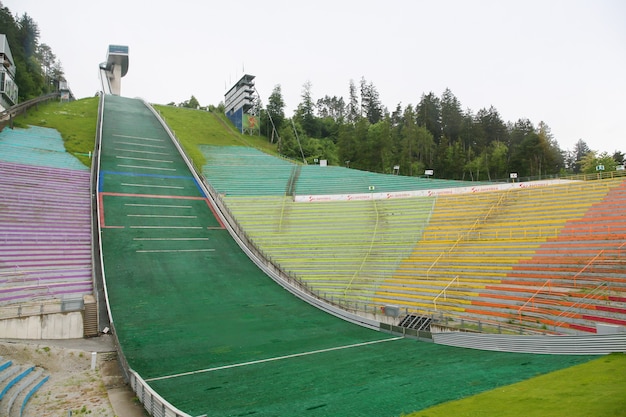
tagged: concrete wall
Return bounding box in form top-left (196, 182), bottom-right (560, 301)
top-left (0, 312), bottom-right (83, 339)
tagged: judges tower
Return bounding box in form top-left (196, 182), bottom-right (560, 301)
top-left (224, 74), bottom-right (259, 135)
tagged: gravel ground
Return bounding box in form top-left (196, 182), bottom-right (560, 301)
top-left (0, 337), bottom-right (141, 417)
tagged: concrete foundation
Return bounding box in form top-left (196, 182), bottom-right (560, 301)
top-left (0, 312), bottom-right (84, 339)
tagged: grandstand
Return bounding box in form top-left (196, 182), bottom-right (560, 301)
top-left (0, 126), bottom-right (93, 339)
top-left (205, 144), bottom-right (626, 335)
top-left (380, 179), bottom-right (626, 333)
top-left (0, 356), bottom-right (48, 417)
top-left (92, 95), bottom-right (612, 417)
top-left (0, 124), bottom-right (90, 414)
top-left (201, 145), bottom-right (493, 197)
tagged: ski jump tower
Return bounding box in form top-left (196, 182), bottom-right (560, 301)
top-left (224, 74), bottom-right (259, 135)
top-left (99, 45), bottom-right (129, 95)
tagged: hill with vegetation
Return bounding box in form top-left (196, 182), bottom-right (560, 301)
top-left (9, 97), bottom-right (626, 417)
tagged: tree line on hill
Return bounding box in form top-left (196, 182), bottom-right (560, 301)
top-left (241, 79), bottom-right (622, 181)
top-left (0, 2), bottom-right (65, 101)
top-left (6, 2), bottom-right (622, 181)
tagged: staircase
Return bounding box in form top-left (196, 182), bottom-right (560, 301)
top-left (0, 161), bottom-right (93, 306)
top-left (398, 314), bottom-right (432, 331)
top-left (0, 358), bottom-right (48, 417)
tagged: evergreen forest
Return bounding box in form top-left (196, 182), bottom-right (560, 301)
top-left (253, 80), bottom-right (623, 181)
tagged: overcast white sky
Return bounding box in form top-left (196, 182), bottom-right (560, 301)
top-left (4, 0), bottom-right (625, 153)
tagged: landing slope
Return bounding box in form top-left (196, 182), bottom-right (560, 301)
top-left (98, 96), bottom-right (592, 416)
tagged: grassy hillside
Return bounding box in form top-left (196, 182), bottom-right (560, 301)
top-left (154, 105), bottom-right (279, 169)
top-left (408, 353), bottom-right (626, 417)
top-left (12, 96), bottom-right (99, 166)
top-left (10, 98), bottom-right (278, 168)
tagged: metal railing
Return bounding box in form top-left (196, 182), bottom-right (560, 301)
top-left (0, 92), bottom-right (60, 128)
top-left (130, 371), bottom-right (191, 417)
top-left (344, 197), bottom-right (381, 294)
top-left (517, 247), bottom-right (620, 325)
top-left (0, 298), bottom-right (84, 320)
top-left (426, 191), bottom-right (508, 277)
top-left (492, 168), bottom-right (626, 184)
top-left (433, 276), bottom-right (459, 311)
top-left (551, 282), bottom-right (610, 330)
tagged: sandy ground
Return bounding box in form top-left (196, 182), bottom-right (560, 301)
top-left (0, 336), bottom-right (145, 417)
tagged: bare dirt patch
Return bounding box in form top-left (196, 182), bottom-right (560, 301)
top-left (0, 341), bottom-right (126, 417)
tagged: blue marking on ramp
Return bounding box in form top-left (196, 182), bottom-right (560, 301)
top-left (192, 177), bottom-right (207, 197)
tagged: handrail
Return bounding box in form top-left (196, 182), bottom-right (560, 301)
top-left (0, 299), bottom-right (84, 320)
top-left (571, 250), bottom-right (605, 288)
top-left (551, 282), bottom-right (609, 329)
top-left (0, 92), bottom-right (60, 128)
top-left (99, 67), bottom-right (112, 95)
top-left (517, 279), bottom-right (553, 323)
top-left (92, 91), bottom-right (107, 332)
top-left (278, 195), bottom-right (289, 233)
top-left (517, 249), bottom-right (607, 322)
top-left (426, 191), bottom-right (508, 278)
top-left (421, 177), bottom-right (625, 242)
top-left (490, 167), bottom-right (626, 183)
top-left (422, 223), bottom-right (626, 242)
top-left (427, 221), bottom-right (473, 278)
top-left (344, 198), bottom-right (380, 294)
top-left (433, 275), bottom-right (459, 310)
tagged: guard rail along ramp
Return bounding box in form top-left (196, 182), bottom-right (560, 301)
top-left (433, 331), bottom-right (626, 354)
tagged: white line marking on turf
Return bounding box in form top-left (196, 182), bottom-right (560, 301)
top-left (136, 249), bottom-right (216, 253)
top-left (144, 336), bottom-right (404, 382)
top-left (130, 226), bottom-right (203, 229)
top-left (125, 204), bottom-right (192, 208)
top-left (134, 237), bottom-right (207, 241)
top-left (113, 134), bottom-right (164, 142)
top-left (127, 214), bottom-right (197, 219)
top-left (114, 148), bottom-right (170, 156)
top-left (114, 141), bottom-right (167, 149)
top-left (121, 183), bottom-right (183, 189)
top-left (116, 156), bottom-right (173, 163)
top-left (117, 165), bottom-right (176, 171)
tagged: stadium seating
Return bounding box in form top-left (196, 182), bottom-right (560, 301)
top-left (294, 164), bottom-right (491, 196)
top-left (0, 357), bottom-right (48, 417)
top-left (224, 195), bottom-right (436, 306)
top-left (217, 162), bottom-right (626, 334)
top-left (202, 145), bottom-right (492, 197)
top-left (379, 178), bottom-right (626, 332)
top-left (0, 127), bottom-right (92, 307)
top-left (200, 145), bottom-right (294, 196)
top-left (0, 126), bottom-right (87, 171)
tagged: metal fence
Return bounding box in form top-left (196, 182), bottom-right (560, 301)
top-left (0, 92), bottom-right (60, 129)
top-left (0, 298), bottom-right (84, 320)
top-left (129, 370), bottom-right (192, 417)
top-left (432, 331), bottom-right (626, 354)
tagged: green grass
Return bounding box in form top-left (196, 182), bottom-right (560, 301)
top-left (13, 96), bottom-right (99, 167)
top-left (407, 353), bottom-right (626, 417)
top-left (153, 105), bottom-right (279, 169)
top-left (11, 99), bottom-right (278, 169)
